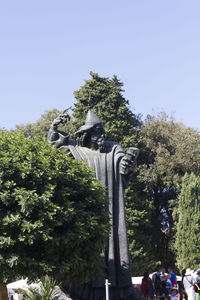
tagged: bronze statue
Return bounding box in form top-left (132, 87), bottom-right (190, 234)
top-left (47, 110), bottom-right (141, 300)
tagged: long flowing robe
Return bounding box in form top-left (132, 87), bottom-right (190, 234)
top-left (64, 140), bottom-right (133, 300)
top-left (47, 127), bottom-right (137, 300)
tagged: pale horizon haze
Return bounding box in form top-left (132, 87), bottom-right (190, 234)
top-left (1, 1), bottom-right (200, 131)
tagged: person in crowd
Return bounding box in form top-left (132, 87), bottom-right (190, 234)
top-left (194, 269), bottom-right (200, 300)
top-left (168, 267), bottom-right (177, 288)
top-left (166, 274), bottom-right (173, 295)
top-left (153, 267), bottom-right (163, 299)
top-left (178, 269), bottom-right (187, 300)
top-left (182, 268), bottom-right (196, 300)
top-left (196, 269), bottom-right (200, 283)
top-left (141, 271), bottom-right (155, 300)
top-left (171, 287), bottom-right (179, 300)
top-left (160, 275), bottom-right (169, 300)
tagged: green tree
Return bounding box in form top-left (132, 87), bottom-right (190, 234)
top-left (175, 173), bottom-right (200, 271)
top-left (0, 129), bottom-right (109, 300)
top-left (138, 113), bottom-right (200, 267)
top-left (125, 179), bottom-right (158, 275)
top-left (15, 109), bottom-right (72, 138)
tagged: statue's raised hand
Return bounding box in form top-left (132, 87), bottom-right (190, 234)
top-left (51, 108), bottom-right (71, 127)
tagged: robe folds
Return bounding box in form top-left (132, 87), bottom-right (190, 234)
top-left (63, 140), bottom-right (134, 300)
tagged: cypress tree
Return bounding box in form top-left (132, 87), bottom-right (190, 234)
top-left (176, 173), bottom-right (200, 271)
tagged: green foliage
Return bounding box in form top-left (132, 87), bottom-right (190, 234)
top-left (125, 178), bottom-right (159, 275)
top-left (0, 129), bottom-right (109, 284)
top-left (138, 113), bottom-right (200, 267)
top-left (71, 72), bottom-right (140, 149)
top-left (24, 277), bottom-right (58, 300)
top-left (175, 173), bottom-right (200, 271)
top-left (15, 109), bottom-right (72, 138)
top-left (139, 114), bottom-right (200, 187)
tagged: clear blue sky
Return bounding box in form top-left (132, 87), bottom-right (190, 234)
top-left (1, 0), bottom-right (200, 130)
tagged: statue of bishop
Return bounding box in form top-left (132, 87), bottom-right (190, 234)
top-left (48, 110), bottom-right (141, 300)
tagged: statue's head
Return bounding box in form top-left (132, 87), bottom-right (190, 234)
top-left (75, 110), bottom-right (106, 152)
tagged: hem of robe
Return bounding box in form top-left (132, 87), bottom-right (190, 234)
top-left (68, 283), bottom-right (143, 300)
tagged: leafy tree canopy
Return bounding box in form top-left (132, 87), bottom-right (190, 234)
top-left (137, 113), bottom-right (200, 267)
top-left (139, 113), bottom-right (200, 187)
top-left (0, 129), bottom-right (109, 285)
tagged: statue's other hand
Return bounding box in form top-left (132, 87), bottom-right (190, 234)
top-left (120, 154), bottom-right (137, 175)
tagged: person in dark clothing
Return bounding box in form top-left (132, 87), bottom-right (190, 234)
top-left (141, 271), bottom-right (155, 300)
top-left (160, 275), bottom-right (168, 300)
top-left (152, 267), bottom-right (163, 299)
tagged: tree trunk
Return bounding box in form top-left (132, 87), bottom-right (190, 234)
top-left (0, 281), bottom-right (8, 300)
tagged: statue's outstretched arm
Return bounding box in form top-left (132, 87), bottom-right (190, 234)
top-left (47, 110), bottom-right (70, 148)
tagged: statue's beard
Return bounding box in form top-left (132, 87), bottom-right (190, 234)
top-left (90, 137), bottom-right (106, 153)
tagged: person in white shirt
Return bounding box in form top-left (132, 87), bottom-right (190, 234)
top-left (182, 269), bottom-right (196, 300)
